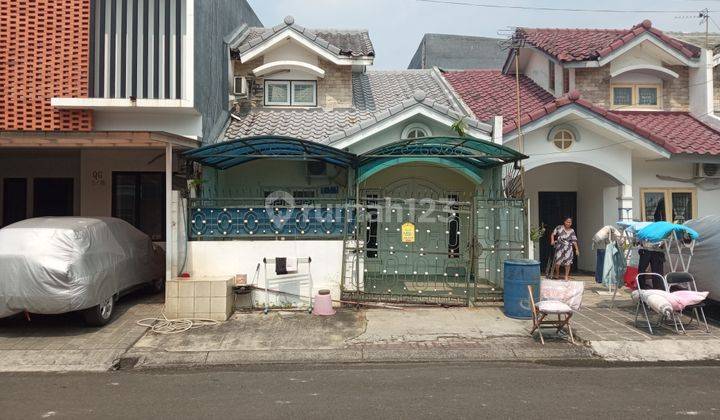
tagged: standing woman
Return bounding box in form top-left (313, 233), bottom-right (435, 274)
top-left (550, 217), bottom-right (579, 280)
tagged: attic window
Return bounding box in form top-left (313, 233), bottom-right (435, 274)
top-left (401, 123), bottom-right (432, 139)
top-left (265, 81), bottom-right (317, 107)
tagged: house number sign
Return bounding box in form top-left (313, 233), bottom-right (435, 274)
top-left (401, 222), bottom-right (415, 243)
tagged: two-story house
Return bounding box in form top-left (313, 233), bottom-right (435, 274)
top-left (441, 20), bottom-right (720, 273)
top-left (0, 0), bottom-right (261, 281)
top-left (181, 16), bottom-right (527, 307)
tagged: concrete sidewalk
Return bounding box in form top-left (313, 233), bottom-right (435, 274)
top-left (571, 277), bottom-right (720, 362)
top-left (123, 307), bottom-right (593, 369)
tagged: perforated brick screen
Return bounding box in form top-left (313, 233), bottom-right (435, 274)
top-left (0, 0), bottom-right (93, 131)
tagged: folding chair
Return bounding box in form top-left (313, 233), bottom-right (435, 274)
top-left (633, 272), bottom-right (684, 334)
top-left (528, 280), bottom-right (584, 344)
top-left (664, 272), bottom-right (710, 333)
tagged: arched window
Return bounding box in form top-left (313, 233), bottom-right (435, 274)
top-left (401, 123), bottom-right (432, 140)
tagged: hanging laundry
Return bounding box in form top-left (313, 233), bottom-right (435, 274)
top-left (602, 241), bottom-right (626, 288)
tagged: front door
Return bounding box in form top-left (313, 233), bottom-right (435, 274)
top-left (538, 192), bottom-right (577, 272)
top-left (33, 178), bottom-right (74, 217)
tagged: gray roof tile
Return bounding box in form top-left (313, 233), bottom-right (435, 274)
top-left (222, 70), bottom-right (486, 145)
top-left (233, 24), bottom-right (375, 60)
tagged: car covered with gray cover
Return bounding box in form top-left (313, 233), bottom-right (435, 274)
top-left (0, 217), bottom-right (164, 325)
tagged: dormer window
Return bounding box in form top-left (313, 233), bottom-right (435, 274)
top-left (264, 80), bottom-right (317, 107)
top-left (611, 84), bottom-right (661, 109)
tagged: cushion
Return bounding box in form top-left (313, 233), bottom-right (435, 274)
top-left (670, 290), bottom-right (708, 310)
top-left (536, 300), bottom-right (572, 314)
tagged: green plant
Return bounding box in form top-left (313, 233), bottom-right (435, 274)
top-left (189, 178), bottom-right (206, 187)
top-left (451, 116), bottom-right (468, 137)
top-left (530, 224), bottom-right (546, 242)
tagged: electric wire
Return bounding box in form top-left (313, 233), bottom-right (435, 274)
top-left (416, 0), bottom-right (708, 14)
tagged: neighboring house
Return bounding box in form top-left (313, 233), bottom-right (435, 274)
top-left (0, 0), bottom-right (261, 280)
top-left (181, 17), bottom-right (526, 306)
top-left (442, 20), bottom-right (720, 272)
top-left (408, 34), bottom-right (506, 70)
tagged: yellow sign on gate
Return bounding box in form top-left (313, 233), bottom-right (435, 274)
top-left (401, 222), bottom-right (415, 243)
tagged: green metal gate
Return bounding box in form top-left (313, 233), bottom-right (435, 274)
top-left (474, 198), bottom-right (528, 301)
top-left (342, 196), bottom-right (528, 306)
top-left (343, 197), bottom-right (474, 306)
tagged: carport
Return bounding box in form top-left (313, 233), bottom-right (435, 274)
top-left (0, 130), bottom-right (199, 281)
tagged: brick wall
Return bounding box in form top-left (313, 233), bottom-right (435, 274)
top-left (574, 65), bottom-right (690, 111)
top-left (574, 67), bottom-right (612, 108)
top-left (316, 57), bottom-right (353, 109)
top-left (0, 0), bottom-right (93, 131)
top-left (233, 57), bottom-right (353, 110)
top-left (662, 66), bottom-right (689, 112)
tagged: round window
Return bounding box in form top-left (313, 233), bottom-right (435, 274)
top-left (552, 129), bottom-right (574, 151)
top-left (402, 123), bottom-right (432, 140)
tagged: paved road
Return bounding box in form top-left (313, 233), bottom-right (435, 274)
top-left (1, 362), bottom-right (719, 419)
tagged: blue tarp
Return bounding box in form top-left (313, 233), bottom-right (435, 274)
top-left (617, 221), bottom-right (652, 234)
top-left (636, 221), bottom-right (699, 242)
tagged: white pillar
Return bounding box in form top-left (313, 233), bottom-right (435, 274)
top-left (492, 115), bottom-right (503, 145)
top-left (618, 184), bottom-right (633, 221)
top-left (165, 142), bottom-right (173, 281)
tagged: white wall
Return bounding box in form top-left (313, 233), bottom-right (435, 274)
top-left (93, 110), bottom-right (202, 139)
top-left (632, 157), bottom-right (720, 219)
top-left (186, 240), bottom-right (344, 307)
top-left (524, 50), bottom-right (551, 92)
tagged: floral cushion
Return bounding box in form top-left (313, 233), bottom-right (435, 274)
top-left (536, 300), bottom-right (572, 314)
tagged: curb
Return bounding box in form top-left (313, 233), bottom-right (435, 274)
top-left (121, 345), bottom-right (597, 370)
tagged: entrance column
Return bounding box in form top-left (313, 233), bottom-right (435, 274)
top-left (617, 184), bottom-right (633, 221)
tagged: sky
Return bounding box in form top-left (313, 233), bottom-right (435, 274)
top-left (246, 0), bottom-right (720, 69)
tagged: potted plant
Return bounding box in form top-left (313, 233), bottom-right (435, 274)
top-left (529, 224), bottom-right (546, 260)
top-left (187, 178), bottom-right (206, 199)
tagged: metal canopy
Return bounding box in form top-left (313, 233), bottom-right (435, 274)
top-left (183, 136), bottom-right (527, 177)
top-left (182, 135), bottom-right (357, 169)
top-left (357, 136), bottom-right (527, 182)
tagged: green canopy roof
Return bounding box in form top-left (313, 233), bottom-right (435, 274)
top-left (183, 135), bottom-right (527, 182)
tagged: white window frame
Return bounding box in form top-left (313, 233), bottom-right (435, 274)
top-left (401, 123), bottom-right (432, 140)
top-left (264, 80), bottom-right (291, 106)
top-left (290, 81), bottom-right (317, 107)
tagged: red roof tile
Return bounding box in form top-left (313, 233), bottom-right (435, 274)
top-left (443, 70), bottom-right (720, 155)
top-left (610, 112), bottom-right (720, 155)
top-left (443, 70), bottom-right (554, 121)
top-left (517, 20), bottom-right (700, 63)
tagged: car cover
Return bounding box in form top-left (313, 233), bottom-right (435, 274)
top-left (0, 217), bottom-right (162, 317)
top-left (685, 215), bottom-right (720, 301)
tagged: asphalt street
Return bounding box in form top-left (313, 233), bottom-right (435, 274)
top-left (1, 362), bottom-right (719, 419)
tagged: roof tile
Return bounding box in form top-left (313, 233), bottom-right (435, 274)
top-left (444, 69), bottom-right (720, 155)
top-left (516, 20), bottom-right (701, 63)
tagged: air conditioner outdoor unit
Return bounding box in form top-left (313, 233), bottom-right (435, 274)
top-left (694, 163), bottom-right (720, 178)
top-left (306, 161), bottom-right (327, 177)
top-left (233, 76), bottom-right (248, 96)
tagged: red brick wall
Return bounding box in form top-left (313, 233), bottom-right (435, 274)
top-left (0, 0), bottom-right (93, 131)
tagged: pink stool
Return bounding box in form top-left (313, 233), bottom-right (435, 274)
top-left (312, 289), bottom-right (336, 316)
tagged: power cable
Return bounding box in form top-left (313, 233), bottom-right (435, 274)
top-left (416, 0), bottom-right (707, 14)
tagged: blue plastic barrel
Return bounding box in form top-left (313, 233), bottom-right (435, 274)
top-left (503, 259), bottom-right (541, 319)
